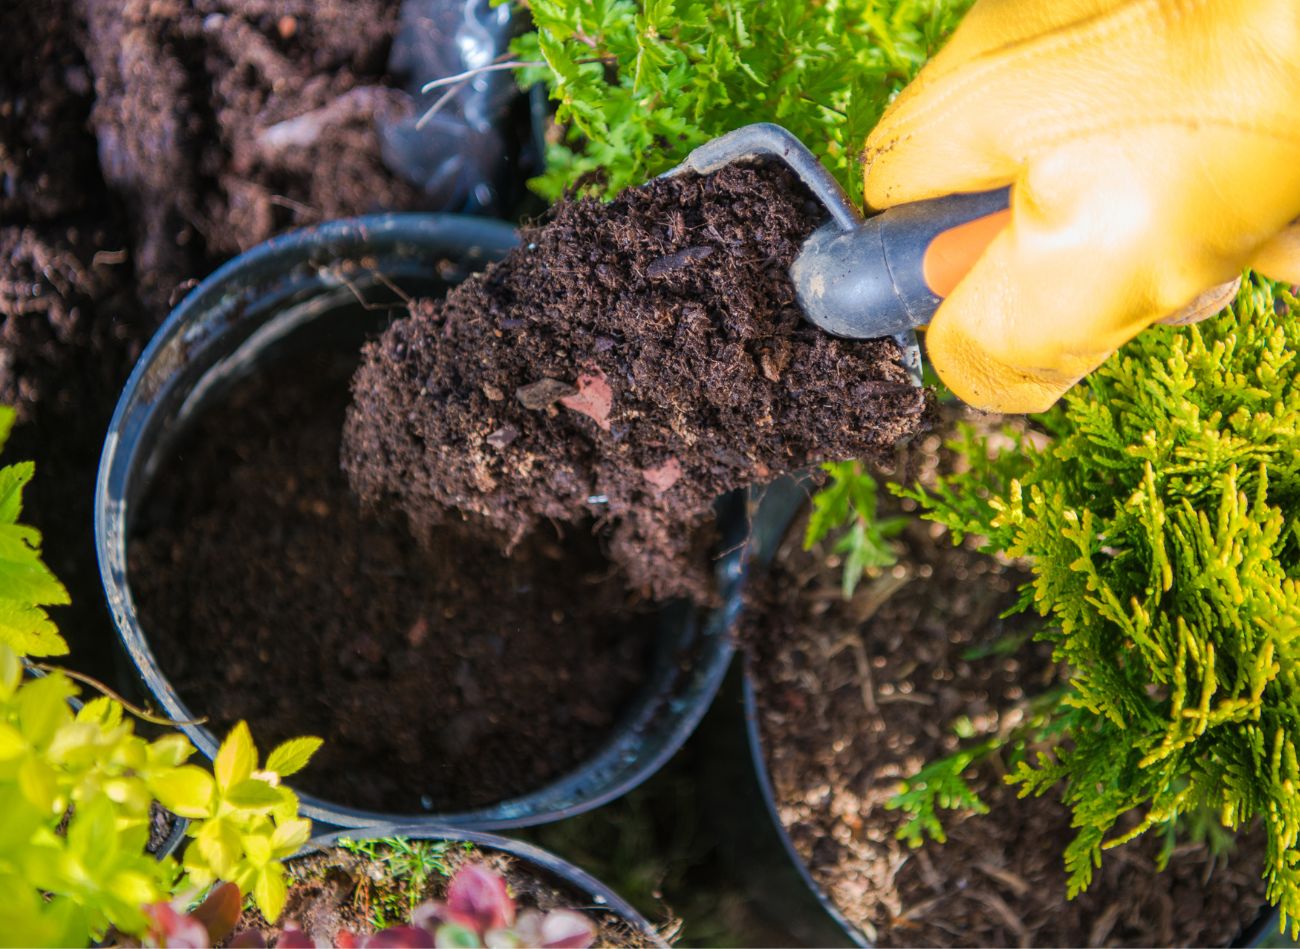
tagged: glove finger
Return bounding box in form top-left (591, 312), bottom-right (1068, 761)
top-left (1250, 223), bottom-right (1300, 285)
top-left (923, 152), bottom-right (1199, 413)
top-left (1157, 278), bottom-right (1242, 327)
top-left (862, 1), bottom-right (1281, 209)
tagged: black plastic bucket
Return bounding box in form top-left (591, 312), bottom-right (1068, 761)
top-left (702, 479), bottom-right (1281, 948)
top-left (291, 822), bottom-right (666, 945)
top-left (95, 212), bottom-right (746, 831)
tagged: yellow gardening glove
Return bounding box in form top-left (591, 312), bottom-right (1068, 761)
top-left (863, 0), bottom-right (1300, 413)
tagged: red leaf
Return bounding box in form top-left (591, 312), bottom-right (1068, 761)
top-left (446, 863), bottom-right (515, 931)
top-left (229, 931), bottom-right (268, 948)
top-left (641, 458), bottom-right (682, 494)
top-left (362, 926), bottom-right (435, 948)
top-left (559, 370), bottom-right (612, 431)
top-left (143, 901), bottom-right (210, 949)
top-left (277, 927), bottom-right (318, 948)
top-left (336, 934), bottom-right (359, 949)
top-left (190, 882), bottom-right (242, 943)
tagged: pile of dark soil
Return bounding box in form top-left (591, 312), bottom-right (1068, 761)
top-left (77, 0), bottom-right (427, 313)
top-left (343, 162), bottom-right (931, 602)
top-left (238, 841), bottom-right (657, 947)
top-left (129, 352), bottom-right (655, 813)
top-left (745, 433), bottom-right (1268, 947)
top-left (1, 0), bottom-right (442, 673)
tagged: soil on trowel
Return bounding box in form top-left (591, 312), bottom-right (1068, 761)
top-left (77, 0), bottom-right (427, 312)
top-left (745, 431), bottom-right (1269, 947)
top-left (344, 162), bottom-right (932, 603)
top-left (233, 842), bottom-right (657, 947)
top-left (129, 352), bottom-right (656, 814)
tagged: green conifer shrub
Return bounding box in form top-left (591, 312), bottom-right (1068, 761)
top-left (509, 0), bottom-right (973, 202)
top-left (898, 276), bottom-right (1300, 933)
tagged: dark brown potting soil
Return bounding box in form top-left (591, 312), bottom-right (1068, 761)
top-left (234, 842), bottom-right (657, 947)
top-left (129, 352), bottom-right (656, 813)
top-left (3, 0), bottom-right (439, 678)
top-left (343, 162), bottom-right (931, 603)
top-left (77, 0), bottom-right (426, 313)
top-left (746, 428), bottom-right (1269, 947)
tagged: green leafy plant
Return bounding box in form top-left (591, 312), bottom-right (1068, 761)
top-left (0, 410), bottom-right (319, 945)
top-left (338, 836), bottom-right (454, 928)
top-left (0, 406), bottom-right (70, 657)
top-left (895, 276), bottom-right (1300, 934)
top-left (804, 461), bottom-right (906, 597)
top-left (510, 0), bottom-right (973, 202)
top-left (0, 644), bottom-right (318, 944)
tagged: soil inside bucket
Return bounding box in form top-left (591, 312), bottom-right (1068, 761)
top-left (128, 350), bottom-right (656, 814)
top-left (745, 428), bottom-right (1269, 947)
top-left (343, 161), bottom-right (932, 605)
top-left (233, 840), bottom-right (657, 947)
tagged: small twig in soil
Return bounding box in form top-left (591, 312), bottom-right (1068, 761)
top-left (27, 663), bottom-right (208, 727)
top-left (966, 888), bottom-right (1030, 949)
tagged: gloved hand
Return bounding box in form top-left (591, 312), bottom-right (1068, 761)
top-left (863, 0), bottom-right (1300, 413)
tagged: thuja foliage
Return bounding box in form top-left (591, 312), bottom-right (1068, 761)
top-left (804, 461), bottom-right (906, 597)
top-left (897, 276), bottom-right (1300, 932)
top-left (510, 0), bottom-right (973, 202)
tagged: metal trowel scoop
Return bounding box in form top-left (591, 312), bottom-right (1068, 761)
top-left (663, 123), bottom-right (1010, 384)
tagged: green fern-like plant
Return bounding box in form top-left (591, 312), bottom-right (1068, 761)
top-left (510, 0), bottom-right (973, 202)
top-left (899, 276), bottom-right (1300, 934)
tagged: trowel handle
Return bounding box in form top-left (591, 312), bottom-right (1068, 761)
top-left (880, 187), bottom-right (1011, 321)
top-left (793, 187), bottom-right (1011, 340)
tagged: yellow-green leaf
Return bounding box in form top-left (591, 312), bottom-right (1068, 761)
top-left (270, 817), bottom-right (312, 856)
top-left (214, 721), bottom-right (257, 790)
top-left (264, 736), bottom-right (322, 777)
top-left (148, 765), bottom-right (216, 818)
top-left (17, 673), bottom-right (75, 748)
top-left (253, 864), bottom-right (288, 922)
top-left (225, 778), bottom-right (285, 811)
top-left (194, 816), bottom-right (243, 881)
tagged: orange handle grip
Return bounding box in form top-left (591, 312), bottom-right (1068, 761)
top-left (921, 209), bottom-right (1011, 298)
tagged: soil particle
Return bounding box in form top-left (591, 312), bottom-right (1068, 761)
top-left (76, 0), bottom-right (427, 312)
top-left (343, 162), bottom-right (931, 602)
top-left (128, 351), bottom-right (656, 814)
top-left (235, 843), bottom-right (656, 947)
top-left (746, 425), bottom-right (1268, 947)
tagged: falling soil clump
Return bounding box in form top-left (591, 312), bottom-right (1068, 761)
top-left (129, 352), bottom-right (655, 814)
top-left (344, 162), bottom-right (931, 602)
top-left (746, 445), bottom-right (1268, 946)
top-left (236, 842), bottom-right (656, 947)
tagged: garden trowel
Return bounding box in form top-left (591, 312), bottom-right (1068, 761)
top-left (663, 123), bottom-right (1010, 383)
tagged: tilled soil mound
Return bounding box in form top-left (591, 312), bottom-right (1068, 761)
top-left (344, 162), bottom-right (931, 601)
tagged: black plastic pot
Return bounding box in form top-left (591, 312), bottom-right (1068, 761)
top-left (700, 482), bottom-right (1281, 948)
top-left (96, 212), bottom-right (746, 831)
top-left (293, 823), bottom-right (666, 946)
